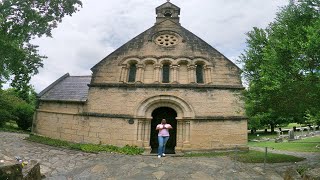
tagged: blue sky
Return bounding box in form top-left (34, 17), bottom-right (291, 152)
top-left (30, 0), bottom-right (288, 92)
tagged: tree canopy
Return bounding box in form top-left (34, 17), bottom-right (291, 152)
top-left (240, 0), bottom-right (320, 131)
top-left (0, 0), bottom-right (82, 94)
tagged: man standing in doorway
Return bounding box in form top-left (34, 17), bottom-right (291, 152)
top-left (156, 119), bottom-right (173, 158)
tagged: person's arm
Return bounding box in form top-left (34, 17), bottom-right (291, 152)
top-left (156, 125), bottom-right (162, 130)
top-left (166, 124), bottom-right (173, 129)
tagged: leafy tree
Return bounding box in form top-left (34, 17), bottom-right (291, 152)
top-left (240, 0), bottom-right (320, 132)
top-left (0, 0), bottom-right (82, 92)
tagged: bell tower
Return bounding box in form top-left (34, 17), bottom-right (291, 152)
top-left (156, 0), bottom-right (180, 24)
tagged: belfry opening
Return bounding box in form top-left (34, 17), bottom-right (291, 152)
top-left (150, 107), bottom-right (177, 154)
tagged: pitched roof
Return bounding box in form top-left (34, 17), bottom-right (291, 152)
top-left (38, 73), bottom-right (91, 102)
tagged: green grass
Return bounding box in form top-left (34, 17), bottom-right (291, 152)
top-left (236, 150), bottom-right (305, 163)
top-left (0, 121), bottom-right (30, 134)
top-left (248, 132), bottom-right (278, 140)
top-left (249, 136), bottom-right (320, 152)
top-left (26, 134), bottom-right (144, 155)
top-left (185, 150), bottom-right (305, 163)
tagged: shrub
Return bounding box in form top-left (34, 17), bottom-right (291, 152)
top-left (27, 135), bottom-right (145, 155)
top-left (0, 90), bottom-right (22, 127)
top-left (14, 103), bottom-right (34, 130)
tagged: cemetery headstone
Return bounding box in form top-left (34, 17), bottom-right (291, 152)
top-left (288, 130), bottom-right (295, 141)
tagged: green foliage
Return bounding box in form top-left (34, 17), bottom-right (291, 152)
top-left (26, 134), bottom-right (144, 155)
top-left (0, 88), bottom-right (35, 130)
top-left (0, 121), bottom-right (29, 133)
top-left (304, 110), bottom-right (320, 125)
top-left (0, 0), bottom-right (82, 89)
top-left (14, 103), bottom-right (34, 130)
top-left (240, 0), bottom-right (320, 130)
top-left (296, 165), bottom-right (311, 176)
top-left (0, 89), bottom-right (24, 127)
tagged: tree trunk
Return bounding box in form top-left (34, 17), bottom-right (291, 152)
top-left (271, 124), bottom-right (275, 133)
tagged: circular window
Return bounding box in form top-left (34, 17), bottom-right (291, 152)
top-left (155, 34), bottom-right (179, 47)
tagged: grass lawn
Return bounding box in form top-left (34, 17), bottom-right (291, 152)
top-left (249, 136), bottom-right (320, 152)
top-left (185, 150), bottom-right (305, 163)
top-left (248, 131), bottom-right (279, 141)
top-left (237, 150), bottom-right (305, 163)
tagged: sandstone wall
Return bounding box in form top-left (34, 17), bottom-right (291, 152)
top-left (34, 111), bottom-right (247, 150)
top-left (33, 111), bottom-right (138, 147)
top-left (189, 120), bottom-right (247, 150)
top-left (85, 87), bottom-right (244, 117)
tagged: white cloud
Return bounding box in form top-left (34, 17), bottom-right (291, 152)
top-left (30, 0), bottom-right (288, 92)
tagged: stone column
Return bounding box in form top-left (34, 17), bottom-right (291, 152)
top-left (187, 65), bottom-right (196, 83)
top-left (154, 64), bottom-right (161, 83)
top-left (183, 120), bottom-right (190, 143)
top-left (176, 119), bottom-right (184, 151)
top-left (205, 65), bottom-right (213, 84)
top-left (119, 64), bottom-right (129, 82)
top-left (136, 64), bottom-right (145, 83)
top-left (183, 120), bottom-right (191, 149)
top-left (137, 119), bottom-right (144, 147)
top-left (143, 118), bottom-right (151, 151)
top-left (171, 65), bottom-right (179, 84)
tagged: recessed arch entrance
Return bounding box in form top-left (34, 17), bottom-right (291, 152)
top-left (150, 107), bottom-right (177, 154)
top-left (135, 95), bottom-right (194, 152)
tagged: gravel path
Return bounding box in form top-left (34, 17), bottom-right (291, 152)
top-left (0, 132), bottom-right (318, 179)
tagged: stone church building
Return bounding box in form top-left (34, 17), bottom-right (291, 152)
top-left (33, 1), bottom-right (247, 153)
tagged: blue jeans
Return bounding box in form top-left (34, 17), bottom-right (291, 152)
top-left (158, 136), bottom-right (169, 155)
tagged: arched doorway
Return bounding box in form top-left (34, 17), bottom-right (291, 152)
top-left (150, 107), bottom-right (177, 154)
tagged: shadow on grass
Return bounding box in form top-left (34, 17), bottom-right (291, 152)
top-left (185, 150), bottom-right (305, 163)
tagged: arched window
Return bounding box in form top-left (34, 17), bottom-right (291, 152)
top-left (196, 64), bottom-right (204, 84)
top-left (162, 64), bottom-right (170, 83)
top-left (128, 63), bottom-right (137, 82)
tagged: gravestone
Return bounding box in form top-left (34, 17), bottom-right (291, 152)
top-left (288, 130), bottom-right (295, 141)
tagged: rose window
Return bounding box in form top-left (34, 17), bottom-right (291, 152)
top-left (155, 34), bottom-right (179, 47)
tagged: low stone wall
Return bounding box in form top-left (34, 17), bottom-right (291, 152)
top-left (0, 161), bottom-right (41, 180)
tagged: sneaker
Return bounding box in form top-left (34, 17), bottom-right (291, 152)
top-left (157, 155), bottom-right (161, 158)
top-left (162, 153), bottom-right (166, 157)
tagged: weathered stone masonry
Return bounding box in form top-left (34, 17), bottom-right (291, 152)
top-left (33, 1), bottom-right (247, 152)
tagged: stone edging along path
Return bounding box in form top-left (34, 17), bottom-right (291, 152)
top-left (0, 132), bottom-right (319, 179)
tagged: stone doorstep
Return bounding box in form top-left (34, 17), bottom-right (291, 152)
top-left (141, 152), bottom-right (184, 157)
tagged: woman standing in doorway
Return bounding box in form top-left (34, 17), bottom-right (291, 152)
top-left (156, 119), bottom-right (172, 158)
